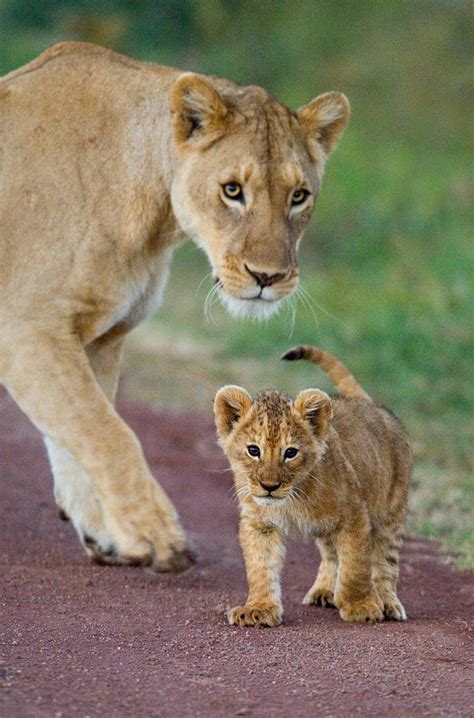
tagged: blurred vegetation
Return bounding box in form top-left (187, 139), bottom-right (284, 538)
top-left (1, 1), bottom-right (472, 566)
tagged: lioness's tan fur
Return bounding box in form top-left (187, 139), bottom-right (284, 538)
top-left (215, 346), bottom-right (411, 625)
top-left (0, 43), bottom-right (349, 569)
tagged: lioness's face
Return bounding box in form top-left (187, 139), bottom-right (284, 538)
top-left (170, 75), bottom-right (350, 320)
top-left (214, 387), bottom-right (333, 506)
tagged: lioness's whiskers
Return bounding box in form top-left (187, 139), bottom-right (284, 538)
top-left (204, 282), bottom-right (221, 324)
top-left (196, 271), bottom-right (214, 295)
top-left (298, 284), bottom-right (349, 328)
top-left (285, 294), bottom-right (297, 337)
top-left (295, 285), bottom-right (319, 329)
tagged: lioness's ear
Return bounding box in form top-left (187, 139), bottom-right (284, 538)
top-left (214, 385), bottom-right (252, 439)
top-left (170, 73), bottom-right (228, 147)
top-left (294, 389), bottom-right (333, 439)
top-left (297, 92), bottom-right (350, 157)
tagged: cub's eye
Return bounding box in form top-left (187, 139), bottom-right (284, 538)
top-left (223, 182), bottom-right (244, 202)
top-left (291, 189), bottom-right (309, 206)
top-left (247, 444), bottom-right (261, 458)
top-left (284, 447), bottom-right (298, 460)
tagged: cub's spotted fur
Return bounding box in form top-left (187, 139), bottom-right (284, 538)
top-left (214, 345), bottom-right (411, 626)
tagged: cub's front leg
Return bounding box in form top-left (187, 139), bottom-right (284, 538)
top-left (228, 517), bottom-right (285, 628)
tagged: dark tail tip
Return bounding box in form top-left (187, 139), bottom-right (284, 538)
top-left (281, 346), bottom-right (305, 362)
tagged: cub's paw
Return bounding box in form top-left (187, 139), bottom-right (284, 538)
top-left (339, 595), bottom-right (384, 623)
top-left (383, 596), bottom-right (407, 621)
top-left (303, 585), bottom-right (335, 607)
top-left (228, 605), bottom-right (282, 628)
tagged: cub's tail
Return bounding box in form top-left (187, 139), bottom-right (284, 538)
top-left (282, 345), bottom-right (372, 402)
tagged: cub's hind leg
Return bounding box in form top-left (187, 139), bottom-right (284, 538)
top-left (303, 537), bottom-right (337, 607)
top-left (372, 520), bottom-right (407, 621)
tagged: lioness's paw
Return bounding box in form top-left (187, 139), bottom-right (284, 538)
top-left (83, 531), bottom-right (154, 567)
top-left (228, 605), bottom-right (282, 628)
top-left (82, 524), bottom-right (196, 573)
top-left (152, 542), bottom-right (197, 574)
top-left (383, 596), bottom-right (407, 621)
top-left (88, 539), bottom-right (196, 572)
top-left (303, 585), bottom-right (336, 607)
top-left (339, 595), bottom-right (384, 623)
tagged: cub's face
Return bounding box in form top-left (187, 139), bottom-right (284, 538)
top-left (214, 387), bottom-right (333, 505)
top-left (170, 75), bottom-right (350, 320)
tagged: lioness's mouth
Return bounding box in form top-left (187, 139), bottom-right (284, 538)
top-left (217, 281), bottom-right (274, 303)
top-left (243, 294), bottom-right (274, 302)
top-left (212, 275), bottom-right (292, 321)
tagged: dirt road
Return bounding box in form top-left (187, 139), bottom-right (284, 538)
top-left (1, 388), bottom-right (472, 717)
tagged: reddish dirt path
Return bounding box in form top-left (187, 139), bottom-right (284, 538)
top-left (1, 388), bottom-right (473, 717)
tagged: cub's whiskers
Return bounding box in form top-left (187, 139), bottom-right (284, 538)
top-left (292, 485), bottom-right (311, 503)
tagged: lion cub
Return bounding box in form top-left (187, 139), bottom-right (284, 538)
top-left (214, 345), bottom-right (411, 626)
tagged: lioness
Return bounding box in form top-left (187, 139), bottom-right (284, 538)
top-left (0, 42), bottom-right (350, 570)
top-left (214, 346), bottom-right (411, 625)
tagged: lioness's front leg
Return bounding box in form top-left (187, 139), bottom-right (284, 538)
top-left (3, 326), bottom-right (194, 572)
top-left (228, 517), bottom-right (285, 627)
top-left (45, 335), bottom-right (127, 564)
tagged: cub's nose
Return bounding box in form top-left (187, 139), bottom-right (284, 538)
top-left (245, 264), bottom-right (286, 288)
top-left (260, 481), bottom-right (282, 493)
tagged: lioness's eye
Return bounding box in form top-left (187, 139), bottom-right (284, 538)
top-left (291, 189), bottom-right (309, 206)
top-left (247, 444), bottom-right (260, 458)
top-left (223, 182), bottom-right (244, 202)
top-left (284, 447), bottom-right (298, 459)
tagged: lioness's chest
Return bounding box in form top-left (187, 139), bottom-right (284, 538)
top-left (88, 248), bottom-right (173, 343)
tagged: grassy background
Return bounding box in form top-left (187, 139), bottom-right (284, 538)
top-left (1, 1), bottom-right (472, 566)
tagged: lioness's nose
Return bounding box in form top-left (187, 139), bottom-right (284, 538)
top-left (245, 264), bottom-right (286, 287)
top-left (260, 481), bottom-right (282, 493)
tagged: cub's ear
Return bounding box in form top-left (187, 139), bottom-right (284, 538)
top-left (296, 92), bottom-right (350, 157)
top-left (214, 385), bottom-right (252, 439)
top-left (170, 73), bottom-right (228, 148)
top-left (294, 389), bottom-right (333, 439)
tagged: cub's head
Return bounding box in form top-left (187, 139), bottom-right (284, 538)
top-left (214, 386), bottom-right (333, 506)
top-left (169, 74), bottom-right (350, 320)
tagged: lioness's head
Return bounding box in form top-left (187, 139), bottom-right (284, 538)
top-left (214, 386), bottom-right (333, 505)
top-left (169, 74), bottom-right (350, 320)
